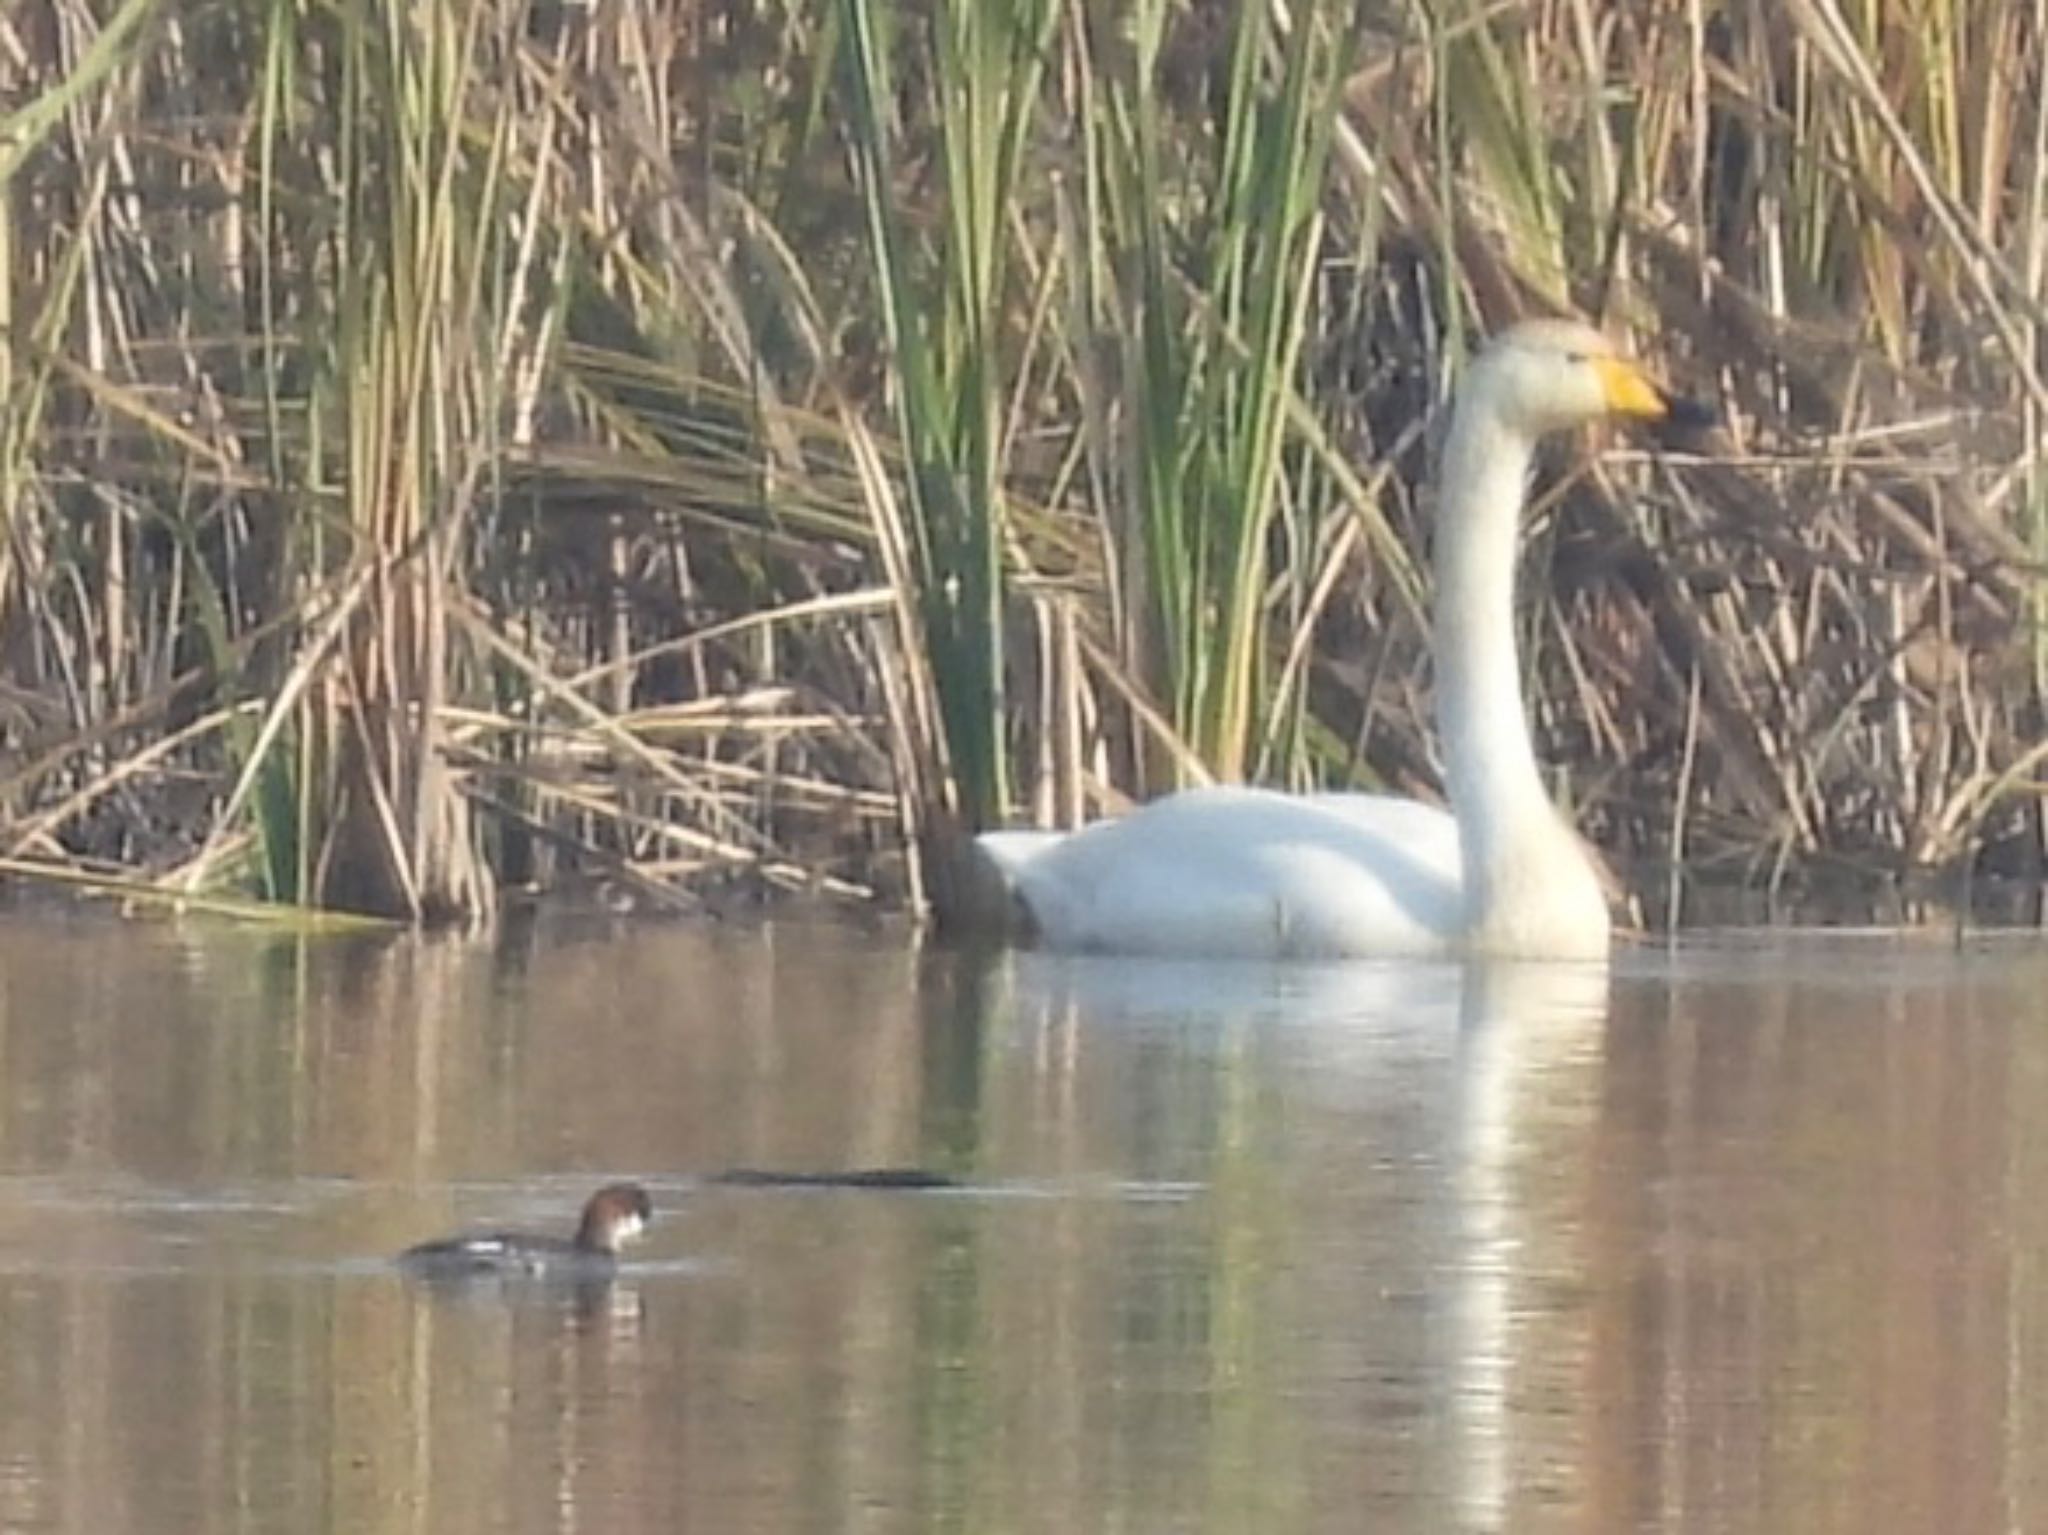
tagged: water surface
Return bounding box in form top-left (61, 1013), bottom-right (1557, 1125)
top-left (0, 912), bottom-right (2042, 1533)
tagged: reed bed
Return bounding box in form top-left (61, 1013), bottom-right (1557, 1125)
top-left (1, 0), bottom-right (2044, 928)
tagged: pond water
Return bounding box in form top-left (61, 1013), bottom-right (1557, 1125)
top-left (0, 909), bottom-right (2043, 1533)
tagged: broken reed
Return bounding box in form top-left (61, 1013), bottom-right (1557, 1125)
top-left (0, 0), bottom-right (2043, 926)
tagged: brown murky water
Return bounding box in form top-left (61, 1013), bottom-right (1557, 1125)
top-left (0, 911), bottom-right (2044, 1533)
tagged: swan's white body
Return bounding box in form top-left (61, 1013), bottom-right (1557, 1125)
top-left (978, 790), bottom-right (1462, 957)
top-left (977, 320), bottom-right (1691, 960)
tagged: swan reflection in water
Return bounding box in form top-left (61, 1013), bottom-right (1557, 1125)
top-left (988, 949), bottom-right (1612, 1530)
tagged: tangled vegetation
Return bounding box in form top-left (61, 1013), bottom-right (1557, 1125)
top-left (2, 0), bottom-right (2044, 929)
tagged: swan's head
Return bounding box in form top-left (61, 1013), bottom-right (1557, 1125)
top-left (1466, 319), bottom-right (1711, 439)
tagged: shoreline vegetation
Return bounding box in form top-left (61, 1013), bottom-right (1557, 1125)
top-left (2, 0), bottom-right (2045, 932)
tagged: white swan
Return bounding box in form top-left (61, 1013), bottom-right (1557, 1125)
top-left (976, 319), bottom-right (1707, 960)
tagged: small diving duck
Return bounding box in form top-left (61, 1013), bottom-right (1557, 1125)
top-left (398, 1182), bottom-right (652, 1278)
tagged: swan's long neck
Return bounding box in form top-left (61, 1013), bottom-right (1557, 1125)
top-left (1435, 399), bottom-right (1548, 833)
top-left (1434, 391), bottom-right (1601, 949)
